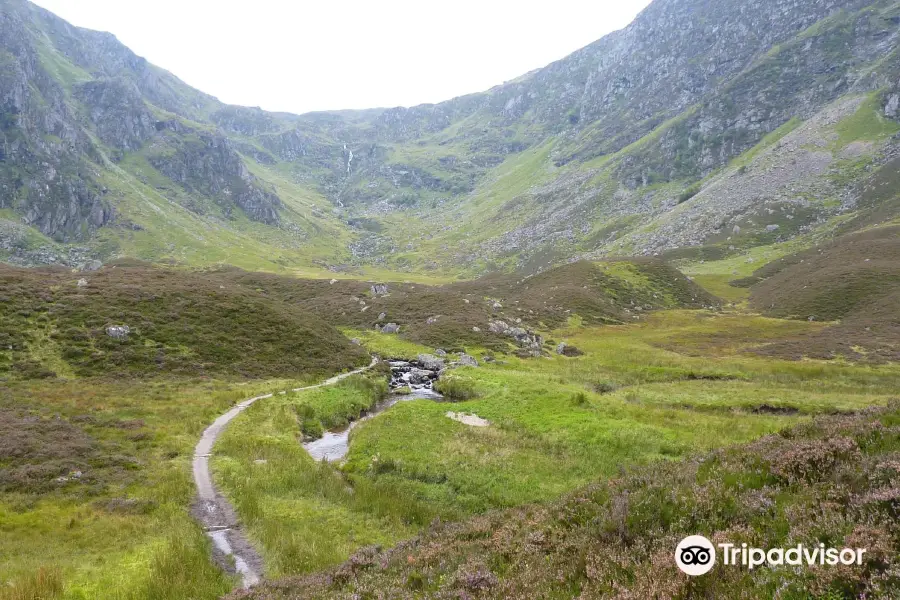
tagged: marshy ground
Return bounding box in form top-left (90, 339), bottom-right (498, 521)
top-left (1, 233), bottom-right (898, 599)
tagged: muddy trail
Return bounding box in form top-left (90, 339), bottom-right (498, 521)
top-left (191, 357), bottom-right (379, 589)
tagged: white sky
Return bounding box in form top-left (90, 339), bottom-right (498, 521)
top-left (31, 0), bottom-right (652, 115)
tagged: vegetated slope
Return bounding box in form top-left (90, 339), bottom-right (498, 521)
top-left (213, 259), bottom-right (717, 352)
top-left (230, 404), bottom-right (900, 600)
top-left (744, 225), bottom-right (899, 362)
top-left (0, 263), bottom-right (369, 379)
top-left (3, 0), bottom-right (900, 277)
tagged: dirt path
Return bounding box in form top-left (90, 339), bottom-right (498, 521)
top-left (192, 357), bottom-right (379, 589)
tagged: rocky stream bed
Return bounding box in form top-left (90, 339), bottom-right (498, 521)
top-left (302, 359), bottom-right (445, 462)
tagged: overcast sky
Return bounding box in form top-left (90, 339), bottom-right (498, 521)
top-left (31, 0), bottom-right (652, 115)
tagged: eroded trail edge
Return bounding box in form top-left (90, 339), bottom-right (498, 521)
top-left (192, 357), bottom-right (379, 588)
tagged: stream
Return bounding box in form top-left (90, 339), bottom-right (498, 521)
top-left (303, 360), bottom-right (444, 462)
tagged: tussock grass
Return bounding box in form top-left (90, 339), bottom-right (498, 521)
top-left (434, 376), bottom-right (478, 401)
top-left (0, 567), bottom-right (63, 600)
top-left (289, 373), bottom-right (389, 438)
top-left (213, 373), bottom-right (433, 578)
top-left (0, 378), bottom-right (286, 599)
top-left (234, 403), bottom-right (900, 599)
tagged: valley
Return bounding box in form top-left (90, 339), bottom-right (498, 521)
top-left (1, 0), bottom-right (900, 597)
top-left (1, 233), bottom-right (898, 597)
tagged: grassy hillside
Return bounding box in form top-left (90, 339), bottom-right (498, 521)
top-left (212, 259), bottom-right (716, 353)
top-left (231, 403), bottom-right (900, 600)
top-left (5, 0), bottom-right (900, 283)
top-left (743, 225), bottom-right (900, 363)
top-left (0, 263), bottom-right (369, 380)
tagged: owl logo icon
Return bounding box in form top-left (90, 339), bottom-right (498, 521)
top-left (675, 536), bottom-right (716, 576)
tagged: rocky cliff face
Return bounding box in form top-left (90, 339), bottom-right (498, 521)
top-left (149, 133), bottom-right (282, 224)
top-left (75, 78), bottom-right (156, 151)
top-left (0, 2), bottom-right (111, 242)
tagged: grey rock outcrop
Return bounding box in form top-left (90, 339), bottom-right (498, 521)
top-left (488, 320), bottom-right (544, 354)
top-left (74, 78), bottom-right (156, 151)
top-left (149, 133), bottom-right (282, 224)
top-left (105, 325), bottom-right (130, 340)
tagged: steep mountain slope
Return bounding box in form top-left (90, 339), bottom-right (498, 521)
top-left (1, 0), bottom-right (899, 277)
top-left (0, 0), bottom-right (352, 271)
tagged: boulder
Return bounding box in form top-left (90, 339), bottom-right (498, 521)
top-left (556, 342), bottom-right (584, 357)
top-left (488, 321), bottom-right (510, 334)
top-left (106, 325), bottom-right (130, 340)
top-left (418, 354), bottom-right (446, 371)
top-left (406, 368), bottom-right (434, 385)
top-left (80, 259), bottom-right (103, 272)
top-left (380, 323), bottom-right (400, 334)
top-left (370, 283), bottom-right (389, 296)
top-left (76, 278), bottom-right (88, 287)
top-left (458, 353), bottom-right (479, 368)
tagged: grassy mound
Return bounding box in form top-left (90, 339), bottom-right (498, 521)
top-left (0, 264), bottom-right (369, 379)
top-left (215, 259), bottom-right (716, 352)
top-left (230, 404), bottom-right (900, 600)
top-left (744, 226), bottom-right (899, 362)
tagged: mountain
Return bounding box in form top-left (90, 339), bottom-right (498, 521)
top-left (1, 0), bottom-right (898, 275)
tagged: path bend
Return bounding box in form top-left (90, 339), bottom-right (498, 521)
top-left (192, 357), bottom-right (379, 588)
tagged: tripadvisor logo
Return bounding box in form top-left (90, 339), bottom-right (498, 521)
top-left (675, 535), bottom-right (867, 576)
top-left (675, 536), bottom-right (716, 576)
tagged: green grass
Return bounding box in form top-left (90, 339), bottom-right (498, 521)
top-left (237, 402), bottom-right (900, 599)
top-left (219, 309), bottom-right (900, 579)
top-left (290, 372), bottom-right (389, 435)
top-left (833, 92), bottom-right (900, 147)
top-left (341, 330), bottom-right (434, 358)
top-left (729, 117), bottom-right (802, 169)
top-left (212, 372), bottom-right (429, 578)
top-left (689, 273), bottom-right (751, 303)
top-left (0, 378), bottom-right (292, 599)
